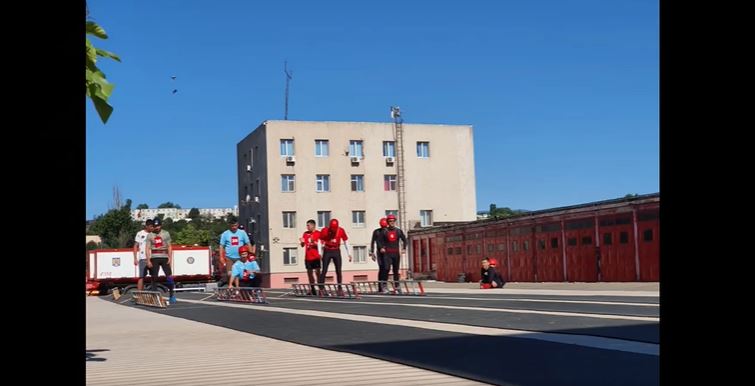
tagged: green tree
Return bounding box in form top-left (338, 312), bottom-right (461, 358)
top-left (136, 203), bottom-right (149, 209)
top-left (188, 207), bottom-right (200, 220)
top-left (175, 224), bottom-right (212, 246)
top-left (88, 202), bottom-right (140, 248)
top-left (158, 202), bottom-right (181, 209)
top-left (488, 203), bottom-right (528, 219)
top-left (86, 7), bottom-right (120, 124)
top-left (86, 240), bottom-right (99, 250)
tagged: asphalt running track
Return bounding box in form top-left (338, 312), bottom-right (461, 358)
top-left (109, 289), bottom-right (659, 386)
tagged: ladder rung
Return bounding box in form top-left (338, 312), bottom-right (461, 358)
top-left (216, 287), bottom-right (268, 304)
top-left (133, 290), bottom-right (168, 308)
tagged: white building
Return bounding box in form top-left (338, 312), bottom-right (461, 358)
top-left (131, 206), bottom-right (239, 222)
top-left (237, 120), bottom-right (477, 288)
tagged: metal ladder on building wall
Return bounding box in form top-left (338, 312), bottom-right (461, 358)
top-left (351, 280), bottom-right (425, 296)
top-left (290, 283), bottom-right (360, 299)
top-left (215, 287), bottom-right (268, 304)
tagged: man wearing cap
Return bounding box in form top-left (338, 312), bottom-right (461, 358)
top-left (219, 217), bottom-right (252, 286)
top-left (133, 219), bottom-right (154, 291)
top-left (369, 218), bottom-right (388, 292)
top-left (318, 218), bottom-right (352, 292)
top-left (146, 217), bottom-right (176, 304)
top-left (230, 245), bottom-right (261, 288)
top-left (378, 214), bottom-right (407, 291)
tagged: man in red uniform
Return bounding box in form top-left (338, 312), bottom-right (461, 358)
top-left (378, 214), bottom-right (407, 292)
top-left (300, 219), bottom-right (322, 295)
top-left (318, 218), bottom-right (352, 294)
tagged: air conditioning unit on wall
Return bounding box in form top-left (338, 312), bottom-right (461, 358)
top-left (285, 156), bottom-right (296, 163)
top-left (350, 157), bottom-right (361, 163)
top-left (385, 156), bottom-right (395, 164)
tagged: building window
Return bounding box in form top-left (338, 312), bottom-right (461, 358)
top-left (283, 248), bottom-right (298, 265)
top-left (281, 175), bottom-right (295, 192)
top-left (314, 139), bottom-right (329, 157)
top-left (581, 236), bottom-right (592, 245)
top-left (603, 233), bottom-right (613, 245)
top-left (512, 241), bottom-right (519, 252)
top-left (353, 246), bottom-right (367, 263)
top-left (467, 245), bottom-right (473, 254)
top-left (317, 211), bottom-right (331, 228)
top-left (538, 240), bottom-right (546, 250)
top-left (498, 243), bottom-right (506, 251)
top-left (551, 238), bottom-right (559, 249)
top-left (447, 247), bottom-right (454, 255)
top-left (454, 247), bottom-right (462, 254)
top-left (417, 141), bottom-right (430, 158)
top-left (567, 238), bottom-right (577, 246)
top-left (476, 245), bottom-right (481, 254)
top-left (620, 232), bottom-right (629, 244)
top-left (316, 175), bottom-right (330, 192)
top-left (488, 244), bottom-right (495, 252)
top-left (384, 175), bottom-right (397, 191)
top-left (351, 175), bottom-right (364, 192)
top-left (643, 229), bottom-right (653, 242)
top-left (352, 211), bottom-right (366, 228)
top-left (383, 141), bottom-right (395, 157)
top-left (256, 178), bottom-right (261, 196)
top-left (282, 212), bottom-right (296, 228)
top-left (523, 240), bottom-right (529, 251)
top-left (420, 210), bottom-right (433, 227)
top-left (349, 140), bottom-right (364, 158)
top-left (280, 139), bottom-right (294, 156)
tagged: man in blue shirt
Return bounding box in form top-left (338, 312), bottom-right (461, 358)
top-left (230, 245), bottom-right (261, 287)
top-left (219, 217), bottom-right (252, 286)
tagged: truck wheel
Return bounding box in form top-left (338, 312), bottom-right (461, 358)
top-left (122, 285), bottom-right (138, 296)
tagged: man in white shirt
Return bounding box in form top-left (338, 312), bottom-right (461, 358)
top-left (133, 219), bottom-right (154, 291)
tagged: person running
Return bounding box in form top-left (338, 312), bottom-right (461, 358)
top-left (318, 218), bottom-right (352, 295)
top-left (145, 217), bottom-right (176, 304)
top-left (369, 217), bottom-right (388, 292)
top-left (300, 219), bottom-right (322, 295)
top-left (133, 219), bottom-right (154, 291)
top-left (378, 214), bottom-right (407, 293)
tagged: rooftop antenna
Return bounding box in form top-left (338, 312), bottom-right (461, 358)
top-left (284, 61), bottom-right (293, 120)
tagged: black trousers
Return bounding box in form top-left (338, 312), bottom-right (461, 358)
top-left (319, 249), bottom-right (343, 284)
top-left (149, 258), bottom-right (174, 296)
top-left (379, 253), bottom-right (401, 283)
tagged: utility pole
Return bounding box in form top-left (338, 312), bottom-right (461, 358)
top-left (284, 61), bottom-right (292, 120)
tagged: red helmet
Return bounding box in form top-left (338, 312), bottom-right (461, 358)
top-left (329, 219), bottom-right (339, 230)
top-left (379, 218), bottom-right (388, 228)
top-left (238, 245), bottom-right (250, 255)
top-left (488, 258), bottom-right (498, 267)
top-left (386, 214), bottom-right (397, 221)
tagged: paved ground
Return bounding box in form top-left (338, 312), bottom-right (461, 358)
top-left (88, 283), bottom-right (659, 385)
top-left (87, 296), bottom-right (486, 386)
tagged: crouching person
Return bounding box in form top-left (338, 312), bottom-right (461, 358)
top-left (480, 257), bottom-right (505, 289)
top-left (231, 245), bottom-right (262, 288)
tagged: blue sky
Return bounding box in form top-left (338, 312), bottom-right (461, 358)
top-left (86, 0), bottom-right (658, 219)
